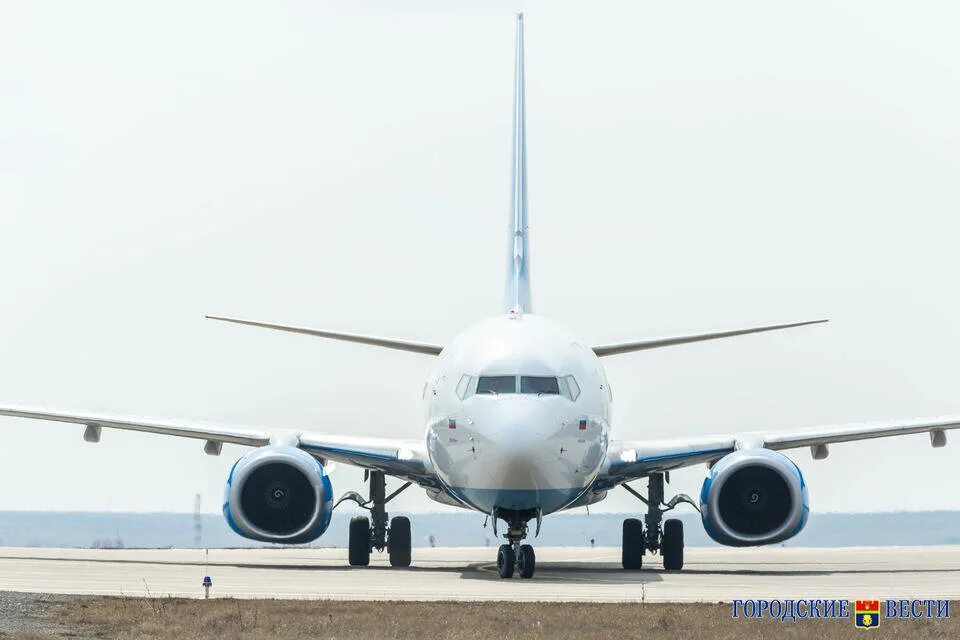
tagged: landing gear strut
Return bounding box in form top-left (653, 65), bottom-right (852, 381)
top-left (621, 473), bottom-right (696, 571)
top-left (337, 470), bottom-right (412, 567)
top-left (494, 509), bottom-right (537, 579)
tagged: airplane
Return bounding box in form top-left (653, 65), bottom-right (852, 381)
top-left (2, 13), bottom-right (958, 579)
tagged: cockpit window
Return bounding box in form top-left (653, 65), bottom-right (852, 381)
top-left (520, 376), bottom-right (560, 395)
top-left (476, 375), bottom-right (517, 394)
top-left (462, 374), bottom-right (581, 400)
top-left (455, 375), bottom-right (475, 400)
top-left (558, 375), bottom-right (580, 401)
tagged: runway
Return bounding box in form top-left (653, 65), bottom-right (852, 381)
top-left (0, 546), bottom-right (957, 603)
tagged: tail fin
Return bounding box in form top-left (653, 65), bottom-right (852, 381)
top-left (506, 13), bottom-right (531, 314)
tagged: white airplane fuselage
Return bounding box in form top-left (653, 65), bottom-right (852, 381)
top-left (424, 313), bottom-right (611, 516)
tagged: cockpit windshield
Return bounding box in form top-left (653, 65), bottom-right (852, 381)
top-left (459, 374), bottom-right (579, 400)
top-left (476, 375), bottom-right (517, 395)
top-left (519, 376), bottom-right (559, 395)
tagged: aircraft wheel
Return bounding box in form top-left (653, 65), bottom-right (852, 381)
top-left (388, 516), bottom-right (412, 567)
top-left (662, 518), bottom-right (684, 570)
top-left (348, 515), bottom-right (370, 566)
top-left (497, 544), bottom-right (515, 579)
top-left (622, 518), bottom-right (644, 570)
top-left (517, 544), bottom-right (536, 579)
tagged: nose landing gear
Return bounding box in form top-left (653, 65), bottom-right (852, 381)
top-left (621, 473), bottom-right (696, 571)
top-left (493, 510), bottom-right (538, 579)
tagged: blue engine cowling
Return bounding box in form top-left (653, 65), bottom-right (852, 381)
top-left (223, 446), bottom-right (333, 544)
top-left (700, 448), bottom-right (809, 546)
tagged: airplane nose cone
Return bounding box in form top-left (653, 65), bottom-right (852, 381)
top-left (432, 396), bottom-right (604, 515)
top-left (482, 397), bottom-right (560, 444)
top-left (457, 397), bottom-right (591, 513)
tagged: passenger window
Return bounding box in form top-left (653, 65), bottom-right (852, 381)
top-left (520, 376), bottom-right (560, 395)
top-left (477, 375), bottom-right (517, 394)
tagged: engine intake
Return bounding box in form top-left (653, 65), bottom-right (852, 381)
top-left (224, 446), bottom-right (333, 544)
top-left (700, 448), bottom-right (808, 546)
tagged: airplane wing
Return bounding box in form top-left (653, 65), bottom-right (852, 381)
top-left (598, 414), bottom-right (960, 488)
top-left (0, 404), bottom-right (436, 486)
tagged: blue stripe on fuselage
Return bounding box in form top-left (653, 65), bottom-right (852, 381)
top-left (447, 485), bottom-right (585, 514)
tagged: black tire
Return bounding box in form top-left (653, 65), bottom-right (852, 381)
top-left (662, 518), bottom-right (684, 570)
top-left (497, 544), bottom-right (515, 579)
top-left (518, 544), bottom-right (536, 579)
top-left (348, 515), bottom-right (370, 566)
top-left (622, 518), bottom-right (644, 570)
top-left (388, 516), bottom-right (412, 567)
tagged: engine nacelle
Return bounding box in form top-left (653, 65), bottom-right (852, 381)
top-left (700, 448), bottom-right (808, 546)
top-left (223, 446), bottom-right (333, 544)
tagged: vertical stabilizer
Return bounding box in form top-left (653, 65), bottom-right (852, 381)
top-left (506, 12), bottom-right (531, 314)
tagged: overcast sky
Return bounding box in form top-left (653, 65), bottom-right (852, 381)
top-left (1, 1), bottom-right (959, 519)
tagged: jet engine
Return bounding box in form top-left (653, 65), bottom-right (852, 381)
top-left (700, 448), bottom-right (808, 546)
top-left (223, 446), bottom-right (333, 544)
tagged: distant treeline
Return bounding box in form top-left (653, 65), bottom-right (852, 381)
top-left (0, 510), bottom-right (957, 549)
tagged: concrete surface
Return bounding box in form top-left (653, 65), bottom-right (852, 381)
top-left (0, 546), bottom-right (957, 603)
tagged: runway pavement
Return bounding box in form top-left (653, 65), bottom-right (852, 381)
top-left (0, 546), bottom-right (957, 603)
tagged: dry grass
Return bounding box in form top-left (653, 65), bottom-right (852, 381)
top-left (50, 597), bottom-right (958, 640)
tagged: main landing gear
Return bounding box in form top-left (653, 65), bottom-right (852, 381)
top-left (336, 470), bottom-right (413, 567)
top-left (493, 509), bottom-right (538, 579)
top-left (621, 472), bottom-right (697, 571)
